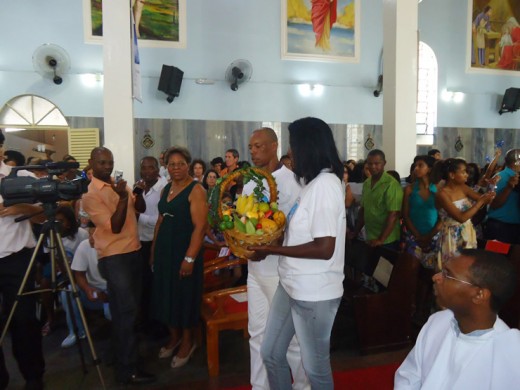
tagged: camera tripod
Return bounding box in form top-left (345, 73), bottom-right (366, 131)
top-left (0, 202), bottom-right (105, 389)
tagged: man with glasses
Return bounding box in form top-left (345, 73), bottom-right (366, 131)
top-left (395, 249), bottom-right (520, 389)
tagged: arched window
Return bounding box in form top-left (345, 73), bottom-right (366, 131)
top-left (416, 41), bottom-right (438, 145)
top-left (0, 94), bottom-right (68, 129)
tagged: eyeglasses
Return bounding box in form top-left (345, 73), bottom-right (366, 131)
top-left (440, 268), bottom-right (478, 287)
top-left (168, 162), bottom-right (187, 169)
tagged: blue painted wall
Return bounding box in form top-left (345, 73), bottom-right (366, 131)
top-left (0, 0), bottom-right (518, 129)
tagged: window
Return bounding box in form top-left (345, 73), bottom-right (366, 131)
top-left (0, 94), bottom-right (68, 128)
top-left (346, 124), bottom-right (363, 162)
top-left (416, 42), bottom-right (438, 145)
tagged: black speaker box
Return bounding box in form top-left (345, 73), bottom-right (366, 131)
top-left (158, 65), bottom-right (184, 99)
top-left (499, 87), bottom-right (520, 114)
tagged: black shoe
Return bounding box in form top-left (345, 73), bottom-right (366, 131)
top-left (25, 379), bottom-right (44, 390)
top-left (120, 370), bottom-right (156, 385)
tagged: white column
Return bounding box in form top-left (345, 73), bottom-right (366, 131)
top-left (382, 0), bottom-right (418, 176)
top-left (102, 0), bottom-right (136, 183)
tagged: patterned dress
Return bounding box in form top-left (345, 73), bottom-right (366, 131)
top-left (404, 182), bottom-right (440, 269)
top-left (438, 198), bottom-right (477, 264)
top-left (151, 181), bottom-right (203, 328)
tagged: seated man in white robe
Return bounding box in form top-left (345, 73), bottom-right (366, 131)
top-left (395, 248), bottom-right (520, 390)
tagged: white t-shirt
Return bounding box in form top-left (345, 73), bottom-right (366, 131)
top-left (45, 227), bottom-right (89, 262)
top-left (71, 239), bottom-right (107, 291)
top-left (0, 163), bottom-right (37, 258)
top-left (138, 176), bottom-right (167, 241)
top-left (243, 165), bottom-right (302, 277)
top-left (278, 172), bottom-right (346, 301)
top-left (159, 166), bottom-right (170, 181)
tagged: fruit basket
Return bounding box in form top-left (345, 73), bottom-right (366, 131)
top-left (208, 167), bottom-right (286, 259)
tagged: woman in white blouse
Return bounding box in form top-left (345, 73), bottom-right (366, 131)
top-left (250, 117), bottom-right (346, 390)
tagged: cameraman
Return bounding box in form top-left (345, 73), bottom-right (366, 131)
top-left (0, 130), bottom-right (45, 390)
top-left (82, 147), bottom-right (154, 385)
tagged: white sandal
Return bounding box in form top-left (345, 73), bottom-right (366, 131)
top-left (171, 344), bottom-right (197, 368)
top-left (158, 340), bottom-right (181, 359)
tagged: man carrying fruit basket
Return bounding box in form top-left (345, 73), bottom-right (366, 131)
top-left (244, 127), bottom-right (309, 390)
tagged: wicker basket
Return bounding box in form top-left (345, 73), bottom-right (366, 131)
top-left (218, 167), bottom-right (285, 259)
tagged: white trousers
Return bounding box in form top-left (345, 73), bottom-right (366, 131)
top-left (248, 272), bottom-right (310, 390)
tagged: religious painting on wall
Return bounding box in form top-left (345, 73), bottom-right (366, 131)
top-left (83, 0), bottom-right (186, 48)
top-left (467, 0), bottom-right (520, 74)
top-left (282, 0), bottom-right (360, 62)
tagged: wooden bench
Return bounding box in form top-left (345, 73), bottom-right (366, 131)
top-left (350, 246), bottom-right (420, 354)
top-left (481, 240), bottom-right (520, 329)
top-left (201, 258), bottom-right (248, 376)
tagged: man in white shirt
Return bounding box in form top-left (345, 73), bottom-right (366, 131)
top-left (72, 227), bottom-right (108, 297)
top-left (137, 156), bottom-right (167, 262)
top-left (0, 130), bottom-right (45, 390)
top-left (245, 127), bottom-right (309, 390)
top-left (136, 156), bottom-right (166, 329)
top-left (158, 149), bottom-right (170, 181)
top-left (61, 224), bottom-right (112, 347)
top-left (395, 248), bottom-right (520, 390)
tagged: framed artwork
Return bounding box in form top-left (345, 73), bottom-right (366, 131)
top-left (281, 0), bottom-right (360, 62)
top-left (467, 0), bottom-right (520, 75)
top-left (83, 0), bottom-right (186, 48)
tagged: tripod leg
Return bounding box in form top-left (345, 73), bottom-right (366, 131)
top-left (50, 230), bottom-right (88, 375)
top-left (54, 232), bottom-right (106, 390)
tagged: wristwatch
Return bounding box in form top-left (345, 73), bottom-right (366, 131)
top-left (184, 256), bottom-right (195, 263)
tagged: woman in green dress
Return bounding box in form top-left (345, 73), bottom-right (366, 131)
top-left (150, 146), bottom-right (208, 368)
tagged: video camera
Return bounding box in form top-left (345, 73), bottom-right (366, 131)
top-left (0, 162), bottom-right (88, 206)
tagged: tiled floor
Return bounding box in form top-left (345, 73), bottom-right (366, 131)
top-left (4, 301), bottom-right (411, 389)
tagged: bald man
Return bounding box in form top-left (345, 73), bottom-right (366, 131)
top-left (245, 128), bottom-right (309, 390)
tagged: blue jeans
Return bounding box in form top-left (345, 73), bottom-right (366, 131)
top-left (261, 284), bottom-right (341, 390)
top-left (61, 289), bottom-right (111, 336)
top-left (98, 251), bottom-right (142, 382)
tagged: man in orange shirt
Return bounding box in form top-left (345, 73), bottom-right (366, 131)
top-left (82, 147), bottom-right (155, 385)
top-left (220, 148), bottom-right (239, 176)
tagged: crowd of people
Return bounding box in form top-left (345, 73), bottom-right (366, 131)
top-left (0, 123), bottom-right (519, 389)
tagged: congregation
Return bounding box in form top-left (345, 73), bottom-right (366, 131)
top-left (0, 119), bottom-right (519, 389)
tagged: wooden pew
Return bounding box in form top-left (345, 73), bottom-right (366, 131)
top-left (482, 241), bottom-right (520, 330)
top-left (351, 247), bottom-right (420, 354)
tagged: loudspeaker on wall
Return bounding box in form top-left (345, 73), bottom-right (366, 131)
top-left (499, 87), bottom-right (520, 115)
top-left (158, 65), bottom-right (184, 103)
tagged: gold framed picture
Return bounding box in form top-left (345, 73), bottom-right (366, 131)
top-left (83, 0), bottom-right (186, 48)
top-left (281, 0), bottom-right (360, 62)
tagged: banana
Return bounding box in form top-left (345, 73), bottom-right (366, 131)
top-left (236, 195), bottom-right (245, 215)
top-left (244, 194), bottom-right (255, 214)
top-left (246, 211), bottom-right (259, 220)
top-left (237, 195), bottom-right (249, 215)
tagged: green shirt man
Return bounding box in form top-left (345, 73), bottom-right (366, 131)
top-left (361, 171), bottom-right (403, 244)
top-left (350, 150), bottom-right (403, 247)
